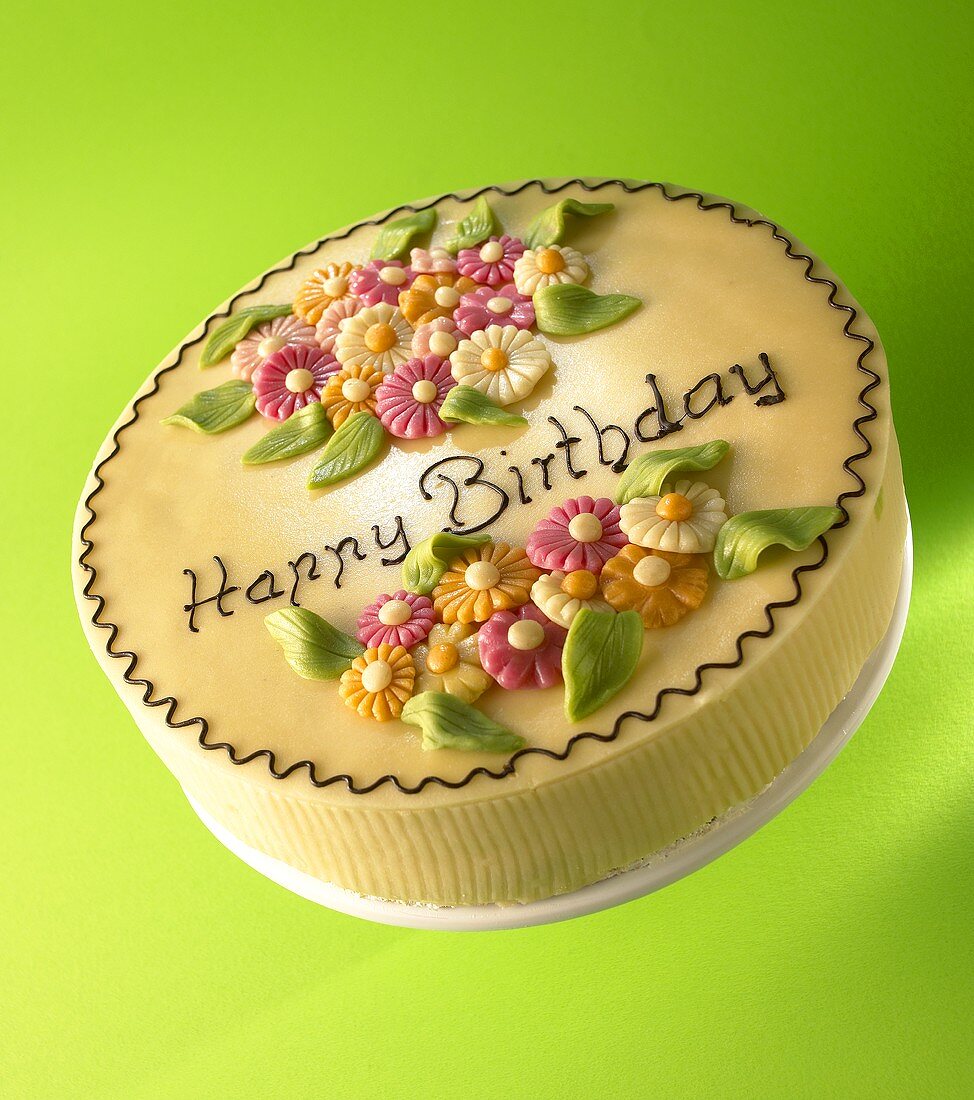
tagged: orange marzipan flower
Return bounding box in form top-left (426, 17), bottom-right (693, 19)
top-left (321, 362), bottom-right (383, 428)
top-left (339, 644), bottom-right (415, 722)
top-left (432, 542), bottom-right (540, 625)
top-left (398, 273), bottom-right (477, 328)
top-left (294, 262), bottom-right (358, 325)
top-left (600, 545), bottom-right (709, 629)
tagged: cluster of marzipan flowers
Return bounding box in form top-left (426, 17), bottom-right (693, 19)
top-left (235, 218), bottom-right (598, 430)
top-left (523, 489), bottom-right (728, 630)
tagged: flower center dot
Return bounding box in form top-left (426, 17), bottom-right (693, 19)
top-left (426, 643), bottom-right (459, 675)
top-left (633, 554), bottom-right (672, 588)
top-left (341, 377), bottom-right (371, 403)
top-left (324, 276), bottom-right (348, 297)
top-left (487, 296), bottom-right (513, 314)
top-left (365, 322), bottom-right (396, 353)
top-left (361, 659), bottom-right (393, 693)
top-left (656, 492), bottom-right (693, 522)
top-left (562, 570), bottom-right (599, 600)
top-left (412, 379), bottom-right (439, 404)
top-left (479, 240), bottom-right (505, 263)
top-left (536, 248), bottom-right (566, 275)
top-left (285, 368), bottom-right (314, 394)
top-left (379, 266), bottom-right (407, 286)
top-left (428, 331), bottom-right (456, 357)
top-left (378, 599), bottom-right (412, 626)
top-left (257, 335), bottom-right (285, 358)
top-left (434, 285), bottom-right (460, 308)
top-left (567, 513), bottom-right (603, 543)
top-left (480, 347), bottom-right (508, 373)
top-left (508, 619), bottom-right (546, 651)
top-left (464, 561), bottom-right (501, 591)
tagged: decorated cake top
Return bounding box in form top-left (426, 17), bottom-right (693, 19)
top-left (76, 179), bottom-right (884, 798)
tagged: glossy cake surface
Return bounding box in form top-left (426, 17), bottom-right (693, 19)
top-left (74, 179), bottom-right (905, 905)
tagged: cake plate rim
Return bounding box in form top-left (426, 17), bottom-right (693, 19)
top-left (182, 518), bottom-right (913, 931)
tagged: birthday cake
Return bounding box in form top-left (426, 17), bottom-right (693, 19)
top-left (73, 178), bottom-right (906, 907)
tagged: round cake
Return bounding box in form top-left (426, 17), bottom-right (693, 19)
top-left (73, 178), bottom-right (906, 906)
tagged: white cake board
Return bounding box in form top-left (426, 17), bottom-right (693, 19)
top-left (185, 522), bottom-right (912, 931)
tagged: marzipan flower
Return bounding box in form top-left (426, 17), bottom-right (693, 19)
top-left (600, 546), bottom-right (709, 629)
top-left (349, 260), bottom-right (415, 307)
top-left (321, 362), bottom-right (384, 427)
top-left (334, 302), bottom-right (413, 373)
top-left (231, 315), bottom-right (318, 381)
top-left (620, 480), bottom-right (729, 553)
top-left (315, 298), bottom-right (362, 355)
top-left (530, 570), bottom-right (612, 629)
top-left (375, 355), bottom-right (453, 439)
top-left (409, 246), bottom-right (457, 275)
top-left (513, 244), bottom-right (588, 296)
top-left (454, 283), bottom-right (535, 336)
top-left (456, 234), bottom-right (525, 287)
top-left (252, 344), bottom-right (339, 421)
top-left (339, 644), bottom-right (415, 721)
top-left (478, 605), bottom-right (566, 690)
top-left (526, 495), bottom-right (627, 574)
top-left (294, 262), bottom-right (358, 324)
top-left (411, 316), bottom-right (461, 360)
top-left (432, 542), bottom-right (540, 625)
top-left (449, 325), bottom-right (552, 406)
top-left (357, 590), bottom-right (435, 649)
top-left (412, 623), bottom-right (492, 703)
top-left (398, 273), bottom-right (476, 327)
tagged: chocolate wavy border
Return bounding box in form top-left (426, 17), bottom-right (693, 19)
top-left (77, 178), bottom-right (880, 795)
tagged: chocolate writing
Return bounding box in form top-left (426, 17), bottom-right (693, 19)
top-left (182, 356), bottom-right (785, 630)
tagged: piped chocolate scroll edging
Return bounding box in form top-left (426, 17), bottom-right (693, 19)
top-left (76, 178), bottom-right (880, 795)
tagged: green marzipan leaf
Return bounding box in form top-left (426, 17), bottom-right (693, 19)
top-left (264, 607), bottom-right (363, 681)
top-left (439, 385), bottom-right (528, 428)
top-left (714, 507), bottom-right (843, 581)
top-left (563, 608), bottom-right (643, 723)
top-left (444, 195), bottom-right (498, 253)
top-left (200, 304), bottom-right (293, 367)
top-left (614, 440), bottom-right (731, 504)
top-left (401, 531), bottom-right (492, 595)
top-left (242, 402), bottom-right (333, 465)
top-left (523, 198), bottom-right (615, 249)
top-left (370, 208), bottom-right (437, 260)
top-left (307, 412), bottom-right (386, 489)
top-left (401, 692), bottom-right (525, 753)
top-left (534, 283), bottom-right (641, 336)
top-left (162, 380), bottom-right (256, 434)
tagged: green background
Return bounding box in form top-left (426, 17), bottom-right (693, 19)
top-left (2, 1), bottom-right (972, 1095)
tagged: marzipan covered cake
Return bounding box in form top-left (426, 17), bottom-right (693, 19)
top-left (73, 179), bottom-right (906, 906)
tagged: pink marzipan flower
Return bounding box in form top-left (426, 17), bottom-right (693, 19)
top-left (349, 260), bottom-right (415, 306)
top-left (231, 314), bottom-right (318, 381)
top-left (374, 355), bottom-right (453, 439)
top-left (454, 283), bottom-right (535, 336)
top-left (357, 590), bottom-right (435, 649)
top-left (478, 604), bottom-right (566, 690)
top-left (252, 344), bottom-right (339, 420)
top-left (315, 297), bottom-right (362, 354)
top-left (456, 235), bottom-right (525, 287)
top-left (409, 247), bottom-right (457, 275)
top-left (411, 316), bottom-right (461, 359)
top-left (526, 496), bottom-right (628, 575)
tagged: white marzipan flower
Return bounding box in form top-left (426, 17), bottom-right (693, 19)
top-left (334, 302), bottom-right (412, 373)
top-left (449, 324), bottom-right (552, 406)
top-left (619, 480), bottom-right (729, 554)
top-left (530, 571), bottom-right (611, 629)
top-left (512, 244), bottom-right (588, 296)
top-left (412, 623), bottom-right (492, 704)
